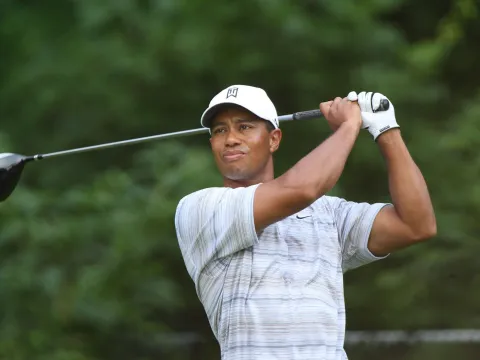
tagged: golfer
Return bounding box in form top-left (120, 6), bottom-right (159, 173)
top-left (174, 85), bottom-right (436, 360)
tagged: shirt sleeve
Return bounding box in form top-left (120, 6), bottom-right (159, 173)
top-left (174, 184), bottom-right (260, 281)
top-left (323, 196), bottom-right (392, 273)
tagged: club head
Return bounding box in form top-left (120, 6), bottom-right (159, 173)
top-left (0, 153), bottom-right (28, 202)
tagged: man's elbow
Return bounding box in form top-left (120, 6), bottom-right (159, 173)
top-left (411, 218), bottom-right (437, 242)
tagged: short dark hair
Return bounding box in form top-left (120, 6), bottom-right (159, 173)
top-left (264, 120), bottom-right (275, 132)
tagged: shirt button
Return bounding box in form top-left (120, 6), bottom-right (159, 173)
top-left (283, 273), bottom-right (293, 284)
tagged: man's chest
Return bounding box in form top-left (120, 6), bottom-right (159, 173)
top-left (256, 206), bottom-right (340, 258)
top-left (247, 206), bottom-right (342, 296)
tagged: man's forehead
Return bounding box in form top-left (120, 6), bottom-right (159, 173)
top-left (211, 106), bottom-right (259, 126)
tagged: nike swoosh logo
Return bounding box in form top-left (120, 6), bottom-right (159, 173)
top-left (296, 215), bottom-right (312, 219)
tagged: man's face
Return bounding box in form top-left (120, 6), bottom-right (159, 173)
top-left (209, 106), bottom-right (281, 182)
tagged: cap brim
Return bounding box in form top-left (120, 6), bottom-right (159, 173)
top-left (200, 102), bottom-right (253, 128)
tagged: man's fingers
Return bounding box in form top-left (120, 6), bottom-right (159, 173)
top-left (321, 100), bottom-right (333, 106)
top-left (319, 100), bottom-right (333, 109)
top-left (319, 100), bottom-right (333, 115)
top-left (347, 91), bottom-right (358, 101)
top-left (320, 94), bottom-right (360, 117)
top-left (346, 95), bottom-right (360, 110)
top-left (331, 97), bottom-right (342, 112)
top-left (357, 91), bottom-right (374, 112)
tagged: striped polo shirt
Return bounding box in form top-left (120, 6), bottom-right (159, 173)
top-left (175, 184), bottom-right (390, 360)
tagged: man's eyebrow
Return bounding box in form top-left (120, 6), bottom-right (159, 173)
top-left (234, 118), bottom-right (257, 122)
top-left (211, 120), bottom-right (226, 128)
top-left (211, 118), bottom-right (258, 128)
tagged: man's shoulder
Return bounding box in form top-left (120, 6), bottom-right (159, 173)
top-left (178, 184), bottom-right (261, 206)
top-left (178, 187), bottom-right (223, 202)
top-left (175, 185), bottom-right (259, 217)
top-left (178, 187), bottom-right (227, 203)
top-left (311, 195), bottom-right (341, 213)
top-left (175, 187), bottom-right (221, 230)
top-left (176, 187), bottom-right (224, 214)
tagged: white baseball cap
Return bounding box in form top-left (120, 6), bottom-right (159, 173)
top-left (200, 85), bottom-right (279, 129)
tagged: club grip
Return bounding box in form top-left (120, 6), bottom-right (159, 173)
top-left (292, 99), bottom-right (390, 121)
top-left (292, 109), bottom-right (323, 121)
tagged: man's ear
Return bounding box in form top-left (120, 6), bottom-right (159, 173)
top-left (209, 128), bottom-right (214, 144)
top-left (269, 129), bottom-right (282, 153)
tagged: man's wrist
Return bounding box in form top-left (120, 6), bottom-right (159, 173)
top-left (343, 117), bottom-right (362, 132)
top-left (336, 118), bottom-right (362, 141)
top-left (376, 128), bottom-right (402, 145)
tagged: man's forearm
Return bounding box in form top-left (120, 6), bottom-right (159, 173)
top-left (377, 129), bottom-right (436, 238)
top-left (280, 120), bottom-right (361, 199)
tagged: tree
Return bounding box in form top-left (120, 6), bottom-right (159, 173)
top-left (0, 0), bottom-right (479, 359)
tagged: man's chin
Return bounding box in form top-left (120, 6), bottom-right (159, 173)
top-left (216, 161), bottom-right (258, 183)
top-left (221, 168), bottom-right (254, 182)
top-left (224, 173), bottom-right (249, 181)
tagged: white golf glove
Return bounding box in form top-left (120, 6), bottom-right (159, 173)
top-left (347, 91), bottom-right (400, 141)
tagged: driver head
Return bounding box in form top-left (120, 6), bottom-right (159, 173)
top-left (0, 153), bottom-right (27, 202)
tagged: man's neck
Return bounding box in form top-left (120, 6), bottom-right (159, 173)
top-left (222, 157), bottom-right (275, 188)
top-left (223, 172), bottom-right (274, 189)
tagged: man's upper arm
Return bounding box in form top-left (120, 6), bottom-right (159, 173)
top-left (324, 196), bottom-right (391, 272)
top-left (253, 181), bottom-right (314, 231)
top-left (175, 185), bottom-right (260, 279)
top-left (367, 205), bottom-right (424, 256)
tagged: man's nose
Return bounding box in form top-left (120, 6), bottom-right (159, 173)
top-left (225, 129), bottom-right (241, 147)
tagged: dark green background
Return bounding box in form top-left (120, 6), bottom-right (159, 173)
top-left (1, 0), bottom-right (479, 359)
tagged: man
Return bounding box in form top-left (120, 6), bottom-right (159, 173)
top-left (174, 85), bottom-right (436, 360)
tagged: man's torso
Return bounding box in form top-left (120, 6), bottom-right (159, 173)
top-left (197, 199), bottom-right (348, 360)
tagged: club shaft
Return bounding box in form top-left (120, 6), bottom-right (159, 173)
top-left (30, 109), bottom-right (324, 161)
top-left (35, 128), bottom-right (210, 160)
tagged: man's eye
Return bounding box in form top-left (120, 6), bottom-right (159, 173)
top-left (240, 124), bottom-right (251, 130)
top-left (213, 128), bottom-right (226, 134)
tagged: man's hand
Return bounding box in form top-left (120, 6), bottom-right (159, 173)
top-left (348, 91), bottom-right (400, 141)
top-left (320, 96), bottom-right (362, 132)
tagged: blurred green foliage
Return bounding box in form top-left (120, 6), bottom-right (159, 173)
top-left (0, 0), bottom-right (479, 359)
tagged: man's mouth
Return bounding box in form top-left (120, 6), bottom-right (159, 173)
top-left (223, 150), bottom-right (246, 162)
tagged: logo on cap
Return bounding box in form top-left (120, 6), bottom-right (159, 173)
top-left (226, 87), bottom-right (238, 98)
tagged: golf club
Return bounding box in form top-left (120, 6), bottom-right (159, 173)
top-left (0, 99), bottom-right (390, 202)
